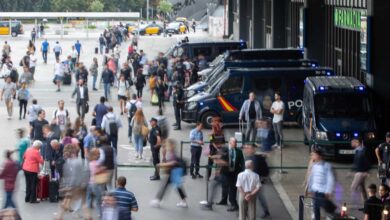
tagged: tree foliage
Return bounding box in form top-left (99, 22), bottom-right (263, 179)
top-left (89, 0), bottom-right (104, 12)
top-left (158, 0), bottom-right (173, 14)
top-left (0, 0), bottom-right (145, 12)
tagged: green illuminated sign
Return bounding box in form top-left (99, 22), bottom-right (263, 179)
top-left (334, 8), bottom-right (363, 31)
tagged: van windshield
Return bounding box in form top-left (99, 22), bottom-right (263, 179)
top-left (314, 93), bottom-right (371, 118)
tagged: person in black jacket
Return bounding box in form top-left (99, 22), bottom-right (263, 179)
top-left (243, 144), bottom-right (271, 218)
top-left (75, 62), bottom-right (88, 83)
top-left (155, 77), bottom-right (167, 115)
top-left (135, 69), bottom-right (145, 98)
top-left (172, 82), bottom-right (184, 130)
top-left (101, 64), bottom-right (114, 101)
top-left (351, 137), bottom-right (370, 206)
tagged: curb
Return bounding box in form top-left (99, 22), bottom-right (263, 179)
top-left (270, 173), bottom-right (298, 220)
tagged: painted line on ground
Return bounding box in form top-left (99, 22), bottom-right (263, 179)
top-left (270, 173), bottom-right (298, 220)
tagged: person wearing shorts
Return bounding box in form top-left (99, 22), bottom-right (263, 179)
top-left (117, 74), bottom-right (129, 115)
top-left (1, 76), bottom-right (17, 119)
top-left (54, 59), bottom-right (64, 92)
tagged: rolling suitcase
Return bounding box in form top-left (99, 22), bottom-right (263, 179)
top-left (37, 175), bottom-right (49, 201)
top-left (95, 47), bottom-right (98, 54)
top-left (63, 73), bottom-right (71, 85)
top-left (235, 120), bottom-right (245, 148)
top-left (49, 180), bottom-right (59, 202)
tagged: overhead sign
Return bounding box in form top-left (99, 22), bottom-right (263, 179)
top-left (334, 8), bottom-right (364, 31)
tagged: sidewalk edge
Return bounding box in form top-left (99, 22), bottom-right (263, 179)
top-left (270, 174), bottom-right (298, 220)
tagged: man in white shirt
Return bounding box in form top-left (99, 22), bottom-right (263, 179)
top-left (52, 100), bottom-right (69, 134)
top-left (236, 160), bottom-right (261, 220)
top-left (270, 92), bottom-right (285, 148)
top-left (29, 53), bottom-right (37, 81)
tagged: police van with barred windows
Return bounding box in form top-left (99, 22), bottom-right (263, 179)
top-left (302, 76), bottom-right (377, 159)
top-left (182, 67), bottom-right (334, 128)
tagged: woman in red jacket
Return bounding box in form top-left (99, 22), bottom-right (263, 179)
top-left (22, 140), bottom-right (44, 203)
top-left (0, 150), bottom-right (19, 208)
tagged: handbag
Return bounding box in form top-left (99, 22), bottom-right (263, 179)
top-left (141, 125), bottom-right (149, 137)
top-left (94, 171), bottom-right (110, 184)
top-left (85, 102), bottom-right (89, 113)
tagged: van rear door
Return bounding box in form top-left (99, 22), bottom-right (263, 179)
top-left (218, 75), bottom-right (244, 124)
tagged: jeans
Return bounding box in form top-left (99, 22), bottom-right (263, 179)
top-left (103, 83), bottom-right (111, 100)
top-left (42, 51), bottom-right (48, 63)
top-left (4, 191), bottom-right (15, 208)
top-left (86, 183), bottom-right (103, 215)
top-left (227, 173), bottom-right (238, 207)
top-left (245, 119), bottom-right (257, 143)
top-left (257, 184), bottom-right (270, 214)
top-left (137, 88), bottom-right (143, 98)
top-left (19, 99), bottom-right (27, 118)
top-left (110, 134), bottom-right (118, 151)
top-left (313, 192), bottom-right (326, 220)
top-left (174, 105), bottom-right (182, 128)
top-left (128, 117), bottom-right (133, 140)
top-left (92, 74), bottom-right (97, 89)
top-left (76, 99), bottom-right (87, 119)
top-left (99, 44), bottom-right (104, 54)
top-left (55, 52), bottom-right (60, 59)
top-left (156, 174), bottom-right (186, 201)
top-left (273, 121), bottom-right (283, 146)
top-left (134, 135), bottom-right (144, 156)
top-left (190, 147), bottom-right (202, 175)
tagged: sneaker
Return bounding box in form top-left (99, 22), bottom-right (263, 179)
top-left (191, 174), bottom-right (196, 179)
top-left (150, 199), bottom-right (161, 208)
top-left (135, 155), bottom-right (139, 159)
top-left (150, 175), bottom-right (160, 181)
top-left (272, 144), bottom-right (278, 148)
top-left (176, 201), bottom-right (188, 208)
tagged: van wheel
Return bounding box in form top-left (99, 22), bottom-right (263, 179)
top-left (11, 32), bottom-right (17, 37)
top-left (201, 111), bottom-right (218, 129)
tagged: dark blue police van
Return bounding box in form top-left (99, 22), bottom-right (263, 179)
top-left (302, 76), bottom-right (377, 158)
top-left (185, 59), bottom-right (319, 99)
top-left (182, 67), bottom-right (334, 128)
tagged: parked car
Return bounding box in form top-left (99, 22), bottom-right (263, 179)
top-left (165, 22), bottom-right (187, 34)
top-left (132, 23), bottom-right (163, 36)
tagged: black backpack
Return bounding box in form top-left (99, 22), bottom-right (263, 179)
top-left (106, 115), bottom-right (118, 135)
top-left (129, 102), bottom-right (137, 119)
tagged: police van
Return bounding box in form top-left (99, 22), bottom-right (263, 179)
top-left (164, 40), bottom-right (247, 61)
top-left (185, 59), bottom-right (319, 99)
top-left (182, 67), bottom-right (334, 128)
top-left (302, 76), bottom-right (377, 158)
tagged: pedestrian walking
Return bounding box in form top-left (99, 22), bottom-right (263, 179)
top-left (117, 74), bottom-right (130, 115)
top-left (270, 92), bottom-right (284, 148)
top-left (239, 92), bottom-right (262, 142)
top-left (306, 149), bottom-right (335, 220)
top-left (86, 148), bottom-right (104, 216)
top-left (53, 41), bottom-right (62, 60)
top-left (75, 62), bottom-right (89, 83)
top-left (54, 58), bottom-right (64, 92)
top-left (363, 184), bottom-right (382, 220)
top-left (203, 138), bottom-right (229, 210)
top-left (207, 117), bottom-right (225, 181)
top-left (236, 160), bottom-right (261, 220)
top-left (41, 39), bottom-right (49, 64)
top-left (16, 128), bottom-right (30, 167)
top-left (375, 132), bottom-right (390, 184)
top-left (30, 109), bottom-right (49, 141)
top-left (27, 40), bottom-right (36, 55)
top-left (131, 109), bottom-right (148, 159)
top-left (74, 117), bottom-right (88, 160)
top-left (149, 117), bottom-right (162, 180)
top-left (172, 82), bottom-right (184, 130)
top-left (125, 94), bottom-right (141, 143)
top-left (72, 79), bottom-right (89, 119)
top-left (101, 64), bottom-right (114, 101)
top-left (96, 138), bottom-right (115, 190)
top-left (52, 100), bottom-right (70, 134)
top-left (0, 150), bottom-right (19, 208)
top-left (92, 96), bottom-right (108, 128)
top-left (243, 144), bottom-right (271, 218)
top-left (155, 77), bottom-right (167, 115)
top-left (135, 69), bottom-right (145, 98)
top-left (2, 41), bottom-right (11, 56)
top-left (17, 82), bottom-right (30, 120)
top-left (22, 140), bottom-right (44, 204)
top-left (31, 28), bottom-right (36, 42)
top-left (83, 126), bottom-right (97, 160)
top-left (74, 40), bottom-right (82, 61)
top-left (112, 176), bottom-right (139, 219)
top-left (101, 106), bottom-right (122, 151)
top-left (226, 137), bottom-right (245, 212)
top-left (29, 52), bottom-right (37, 81)
top-left (189, 122), bottom-right (204, 179)
top-left (27, 99), bottom-right (41, 127)
top-left (150, 139), bottom-right (188, 208)
top-left (89, 57), bottom-right (99, 91)
top-left (350, 137), bottom-right (370, 206)
top-left (19, 66), bottom-right (32, 86)
top-left (99, 34), bottom-right (106, 55)
top-left (1, 76), bottom-right (17, 119)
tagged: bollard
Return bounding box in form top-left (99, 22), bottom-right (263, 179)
top-left (279, 141), bottom-right (287, 174)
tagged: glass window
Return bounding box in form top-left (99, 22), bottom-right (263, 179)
top-left (252, 77), bottom-right (281, 115)
top-left (220, 76), bottom-right (243, 95)
top-left (193, 47), bottom-right (212, 57)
